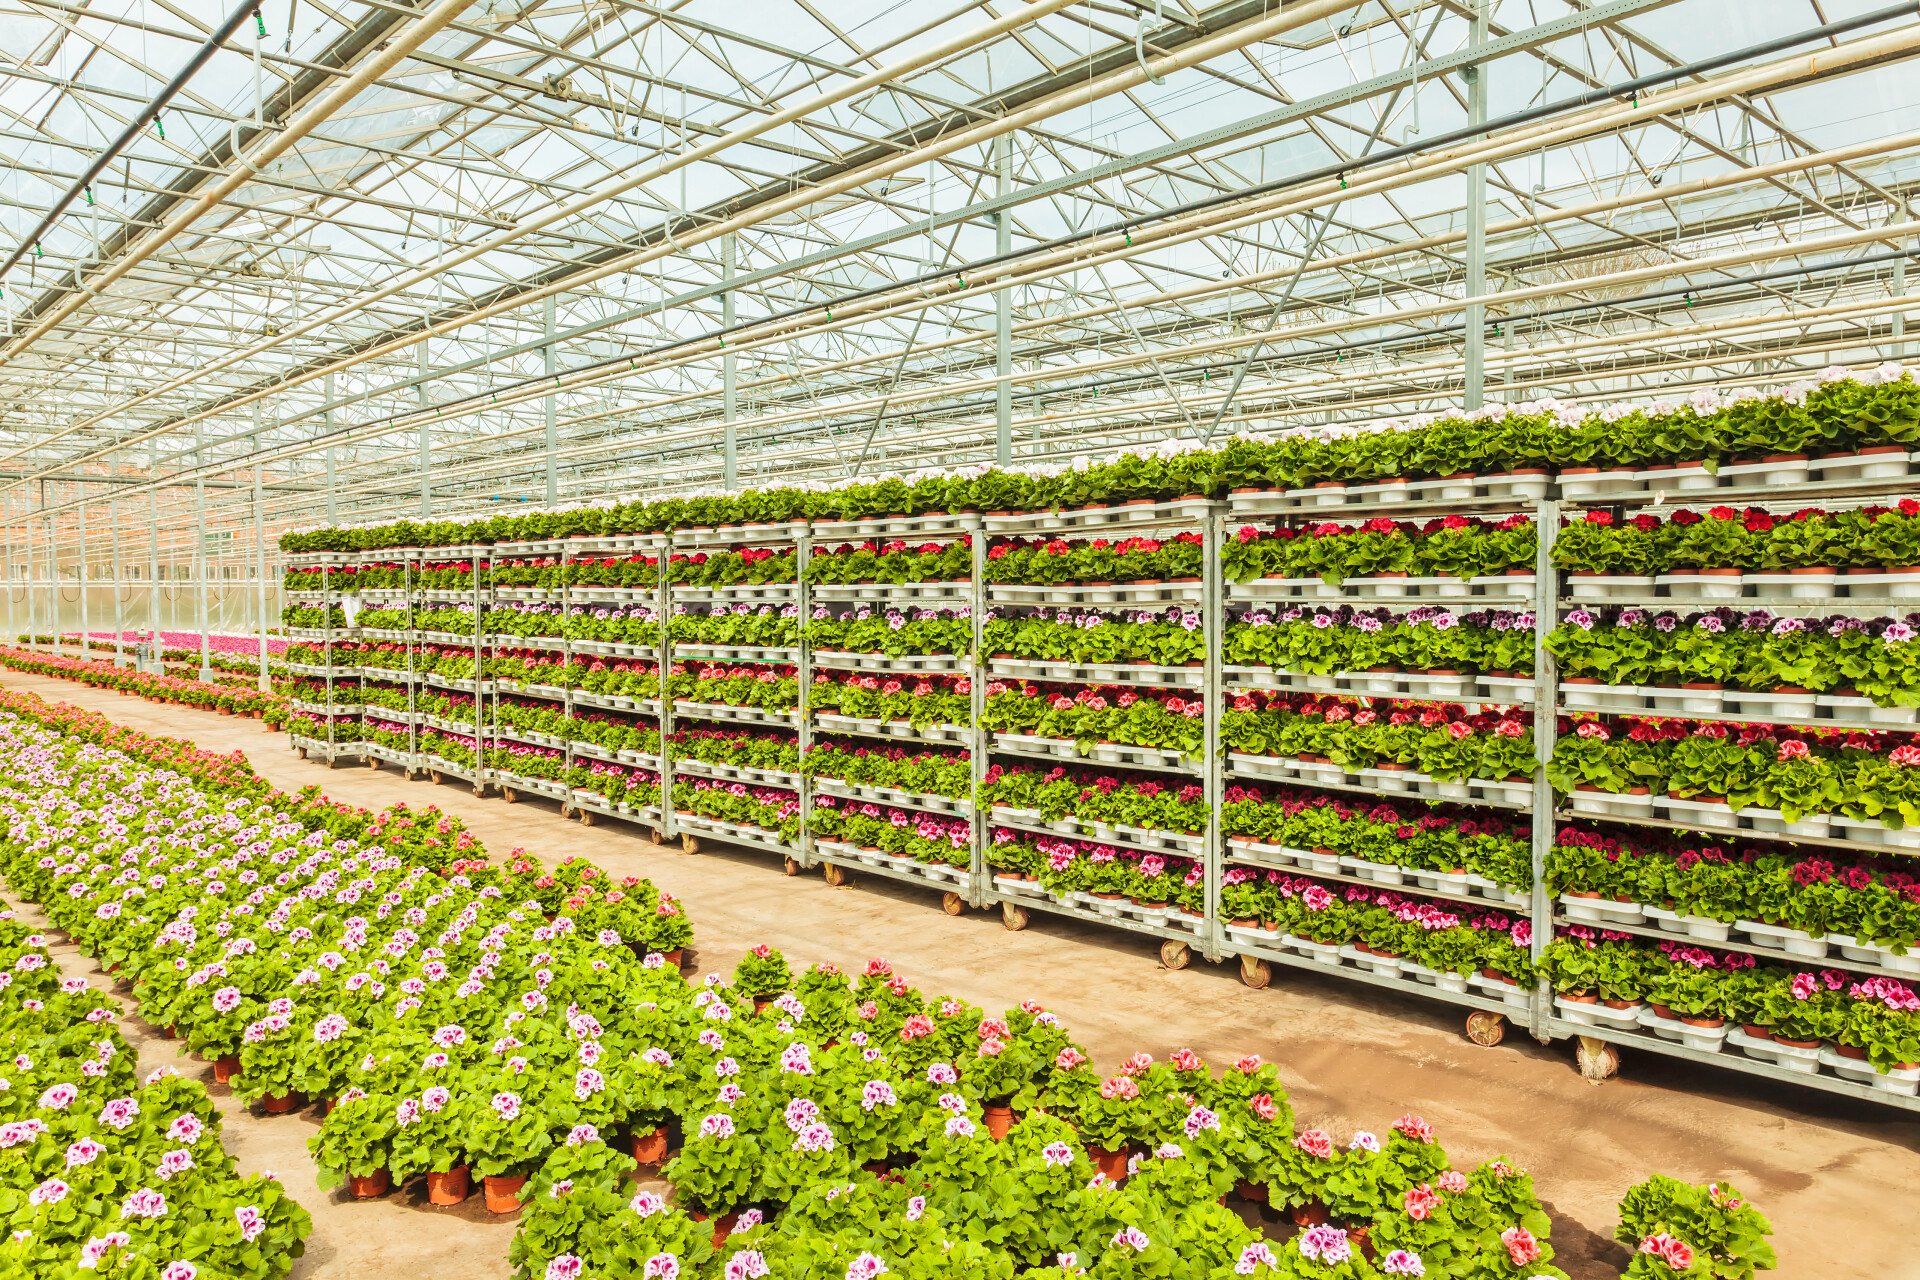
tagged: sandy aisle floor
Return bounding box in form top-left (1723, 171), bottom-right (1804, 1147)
top-left (5, 671), bottom-right (1913, 1279)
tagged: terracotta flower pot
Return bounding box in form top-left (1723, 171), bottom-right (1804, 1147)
top-left (1772, 1034), bottom-right (1822, 1050)
top-left (348, 1169), bottom-right (392, 1200)
top-left (690, 1210), bottom-right (740, 1247)
top-left (752, 995), bottom-right (774, 1015)
top-left (426, 1165), bottom-right (471, 1206)
top-left (983, 1104), bottom-right (1015, 1141)
top-left (1289, 1200), bottom-right (1331, 1227)
top-left (1234, 1178), bottom-right (1268, 1204)
top-left (1086, 1144), bottom-right (1129, 1182)
top-left (259, 1092), bottom-right (304, 1116)
top-left (631, 1125), bottom-right (671, 1167)
top-left (660, 948), bottom-right (684, 969)
top-left (483, 1173), bottom-right (528, 1214)
top-left (1680, 1013), bottom-right (1725, 1029)
top-left (212, 1056), bottom-right (241, 1086)
top-left (1741, 1023), bottom-right (1773, 1041)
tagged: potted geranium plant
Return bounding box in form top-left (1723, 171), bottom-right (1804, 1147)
top-left (730, 944), bottom-right (792, 1012)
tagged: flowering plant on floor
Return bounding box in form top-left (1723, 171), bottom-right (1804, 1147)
top-left (1225, 514), bottom-right (1537, 583)
top-left (0, 915), bottom-right (314, 1279)
top-left (1615, 1176), bottom-right (1775, 1280)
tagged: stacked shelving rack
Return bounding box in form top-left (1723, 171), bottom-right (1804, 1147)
top-left (281, 450), bottom-right (1920, 1114)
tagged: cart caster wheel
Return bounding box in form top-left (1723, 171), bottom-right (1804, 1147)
top-left (367, 757), bottom-right (380, 770)
top-left (1576, 1035), bottom-right (1619, 1082)
top-left (650, 828), bottom-right (665, 845)
top-left (681, 834), bottom-right (701, 855)
top-left (559, 803), bottom-right (573, 819)
top-left (1001, 902), bottom-right (1029, 931)
top-left (295, 746), bottom-right (307, 760)
top-left (1236, 954), bottom-right (1269, 987)
top-left (324, 756), bottom-right (338, 770)
top-left (578, 809), bottom-right (597, 827)
top-left (1161, 940), bottom-right (1194, 972)
top-left (428, 770), bottom-right (443, 785)
top-left (1466, 1011), bottom-right (1507, 1047)
top-left (501, 787), bottom-right (518, 804)
top-left (783, 857), bottom-right (801, 877)
top-left (822, 862), bottom-right (849, 888)
top-left (471, 785), bottom-right (486, 798)
top-left (941, 891), bottom-right (966, 917)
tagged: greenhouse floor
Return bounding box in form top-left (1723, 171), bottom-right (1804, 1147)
top-left (6, 673), bottom-right (1913, 1279)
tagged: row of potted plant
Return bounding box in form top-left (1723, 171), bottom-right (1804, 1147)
top-left (673, 778), bottom-right (803, 840)
top-left (808, 605), bottom-right (972, 657)
top-left (1540, 932), bottom-right (1920, 1071)
top-left (1220, 874), bottom-right (1535, 985)
top-left (0, 645), bottom-right (289, 723)
top-left (1221, 787), bottom-right (1533, 891)
top-left (1549, 606), bottom-right (1920, 707)
top-left (981, 682), bottom-right (1206, 759)
top-left (986, 830), bottom-right (1204, 916)
top-left (802, 741), bottom-right (970, 799)
top-left (1223, 696), bottom-right (1536, 784)
top-left (1547, 716), bottom-right (1920, 827)
top-left (1549, 825), bottom-right (1920, 950)
top-left (809, 538), bottom-right (970, 585)
top-left (0, 914), bottom-right (316, 1279)
top-left (276, 362), bottom-right (1918, 552)
top-left (808, 797), bottom-right (971, 868)
top-left (984, 608), bottom-right (1205, 667)
top-left (982, 764), bottom-right (1208, 835)
top-left (985, 533), bottom-right (1204, 585)
top-left (1554, 502), bottom-right (1920, 575)
top-left (1226, 606), bottom-right (1536, 677)
top-left (1226, 516), bottom-right (1537, 584)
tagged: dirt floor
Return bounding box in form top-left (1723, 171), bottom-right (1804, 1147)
top-left (6, 671), bottom-right (1915, 1280)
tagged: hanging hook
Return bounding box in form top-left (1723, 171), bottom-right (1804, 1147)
top-left (1135, 0), bottom-right (1165, 85)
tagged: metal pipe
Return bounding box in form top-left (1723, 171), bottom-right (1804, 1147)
top-left (0, 1), bottom-right (262, 286)
top-left (1464, 0), bottom-right (1489, 409)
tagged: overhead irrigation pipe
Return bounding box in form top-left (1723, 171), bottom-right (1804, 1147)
top-left (212, 0), bottom-right (1920, 471)
top-left (0, 0), bottom-right (471, 375)
top-left (6, 0), bottom-right (1089, 453)
top-left (0, 1), bottom-right (264, 287)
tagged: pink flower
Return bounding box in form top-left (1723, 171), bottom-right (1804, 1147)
top-left (1639, 1233), bottom-right (1695, 1270)
top-left (1405, 1183), bottom-right (1437, 1220)
top-left (1437, 1169), bottom-right (1468, 1194)
top-left (1380, 1250), bottom-right (1426, 1276)
top-left (1297, 1225), bottom-right (1351, 1264)
top-left (161, 1264), bottom-right (197, 1280)
top-left (1110, 1227), bottom-right (1151, 1252)
top-left (1501, 1226), bottom-right (1541, 1267)
top-left (545, 1256), bottom-right (584, 1280)
top-left (1249, 1093), bottom-right (1280, 1123)
top-left (1393, 1113), bottom-right (1433, 1143)
top-left (120, 1188), bottom-right (168, 1219)
top-left (643, 1256), bottom-right (680, 1280)
top-left (1293, 1128), bottom-right (1334, 1160)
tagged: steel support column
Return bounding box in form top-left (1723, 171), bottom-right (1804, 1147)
top-left (994, 133), bottom-right (1014, 466)
top-left (254, 465), bottom-right (270, 691)
top-left (419, 343), bottom-right (433, 518)
top-left (75, 482), bottom-right (89, 650)
top-left (543, 295), bottom-right (559, 505)
top-left (41, 480), bottom-right (56, 654)
top-left (1464, 0), bottom-right (1490, 409)
top-left (148, 444), bottom-right (161, 647)
top-left (1896, 249), bottom-right (1910, 358)
top-left (109, 489), bottom-right (125, 665)
top-left (325, 372), bottom-right (339, 523)
top-left (195, 427), bottom-right (211, 679)
top-left (723, 235), bottom-right (738, 488)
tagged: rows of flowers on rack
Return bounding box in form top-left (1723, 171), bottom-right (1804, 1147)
top-left (1540, 931), bottom-right (1920, 1078)
top-left (1549, 606), bottom-right (1920, 707)
top-left (1225, 695), bottom-right (1536, 784)
top-left (0, 912), bottom-right (315, 1278)
top-left (1226, 607), bottom-right (1535, 677)
top-left (1553, 502), bottom-right (1920, 578)
top-left (1546, 715), bottom-right (1920, 833)
top-left (1226, 517), bottom-right (1538, 584)
top-left (0, 644), bottom-right (289, 722)
top-left (279, 364), bottom-right (1920, 551)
